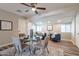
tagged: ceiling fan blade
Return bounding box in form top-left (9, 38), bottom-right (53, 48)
top-left (36, 7), bottom-right (46, 10)
top-left (35, 10), bottom-right (38, 14)
top-left (20, 3), bottom-right (32, 7)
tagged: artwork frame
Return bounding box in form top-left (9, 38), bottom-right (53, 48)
top-left (0, 20), bottom-right (13, 31)
top-left (47, 25), bottom-right (53, 31)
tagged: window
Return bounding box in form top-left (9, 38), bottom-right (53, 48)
top-left (28, 22), bottom-right (32, 30)
top-left (32, 24), bottom-right (36, 32)
top-left (48, 25), bottom-right (52, 31)
top-left (37, 25), bottom-right (42, 32)
top-left (65, 24), bottom-right (71, 32)
top-left (61, 24), bottom-right (71, 32)
top-left (32, 25), bottom-right (42, 32)
top-left (61, 24), bottom-right (65, 32)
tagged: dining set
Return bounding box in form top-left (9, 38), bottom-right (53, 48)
top-left (11, 31), bottom-right (64, 56)
top-left (12, 33), bottom-right (49, 56)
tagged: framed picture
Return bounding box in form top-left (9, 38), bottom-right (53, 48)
top-left (47, 25), bottom-right (52, 31)
top-left (0, 20), bottom-right (13, 31)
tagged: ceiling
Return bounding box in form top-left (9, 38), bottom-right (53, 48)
top-left (0, 3), bottom-right (78, 18)
top-left (32, 11), bottom-right (75, 25)
top-left (0, 3), bottom-right (79, 24)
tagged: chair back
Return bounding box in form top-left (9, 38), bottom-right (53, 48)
top-left (44, 36), bottom-right (49, 48)
top-left (55, 34), bottom-right (61, 40)
top-left (12, 37), bottom-right (22, 53)
top-left (42, 33), bottom-right (47, 40)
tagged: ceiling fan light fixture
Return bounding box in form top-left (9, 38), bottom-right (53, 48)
top-left (57, 20), bottom-right (61, 23)
top-left (48, 21), bottom-right (51, 23)
top-left (32, 7), bottom-right (36, 11)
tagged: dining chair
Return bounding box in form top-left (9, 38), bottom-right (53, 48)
top-left (12, 37), bottom-right (30, 55)
top-left (42, 36), bottom-right (49, 55)
top-left (12, 37), bottom-right (23, 55)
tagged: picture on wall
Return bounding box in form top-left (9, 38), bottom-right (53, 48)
top-left (47, 25), bottom-right (52, 31)
top-left (0, 20), bottom-right (13, 31)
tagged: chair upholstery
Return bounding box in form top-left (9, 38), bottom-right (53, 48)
top-left (41, 33), bottom-right (46, 40)
top-left (44, 36), bottom-right (49, 54)
top-left (51, 34), bottom-right (61, 42)
top-left (12, 37), bottom-right (22, 55)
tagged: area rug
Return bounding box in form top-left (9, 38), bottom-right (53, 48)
top-left (15, 46), bottom-right (64, 56)
top-left (0, 44), bottom-right (64, 56)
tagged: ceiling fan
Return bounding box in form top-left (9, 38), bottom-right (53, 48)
top-left (20, 3), bottom-right (46, 14)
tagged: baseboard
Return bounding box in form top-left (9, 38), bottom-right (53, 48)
top-left (62, 39), bottom-right (72, 42)
top-left (0, 43), bottom-right (12, 48)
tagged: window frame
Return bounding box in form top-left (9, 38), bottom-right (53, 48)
top-left (61, 24), bottom-right (71, 33)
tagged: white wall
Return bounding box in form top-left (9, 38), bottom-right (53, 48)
top-left (70, 11), bottom-right (79, 48)
top-left (40, 24), bottom-right (48, 33)
top-left (61, 32), bottom-right (71, 40)
top-left (18, 18), bottom-right (27, 34)
top-left (53, 24), bottom-right (71, 40)
top-left (0, 9), bottom-right (26, 47)
top-left (32, 20), bottom-right (71, 40)
top-left (75, 12), bottom-right (79, 48)
top-left (71, 16), bottom-right (76, 45)
top-left (53, 24), bottom-right (61, 33)
top-left (31, 18), bottom-right (72, 40)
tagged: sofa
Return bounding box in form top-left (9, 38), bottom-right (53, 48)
top-left (50, 34), bottom-right (61, 42)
